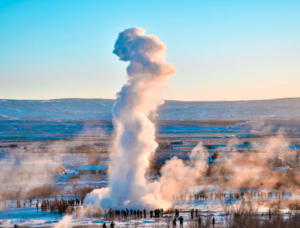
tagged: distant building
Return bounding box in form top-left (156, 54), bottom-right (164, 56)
top-left (9, 144), bottom-right (18, 148)
top-left (79, 165), bottom-right (107, 176)
top-left (94, 142), bottom-right (103, 146)
top-left (170, 141), bottom-right (183, 145)
top-left (275, 166), bottom-right (293, 175)
top-left (159, 144), bottom-right (172, 150)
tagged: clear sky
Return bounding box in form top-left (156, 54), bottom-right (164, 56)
top-left (0, 0), bottom-right (299, 101)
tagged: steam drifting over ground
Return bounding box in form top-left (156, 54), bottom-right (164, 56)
top-left (84, 27), bottom-right (176, 209)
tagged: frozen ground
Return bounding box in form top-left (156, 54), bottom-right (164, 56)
top-left (0, 194), bottom-right (297, 227)
top-left (1, 101), bottom-right (300, 227)
top-left (2, 119), bottom-right (300, 144)
top-left (1, 98), bottom-right (300, 121)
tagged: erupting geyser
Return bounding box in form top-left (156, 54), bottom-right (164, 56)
top-left (85, 27), bottom-right (176, 209)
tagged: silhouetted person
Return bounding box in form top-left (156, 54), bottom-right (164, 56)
top-left (110, 221), bottom-right (115, 228)
top-left (198, 216), bottom-right (202, 227)
top-left (173, 217), bottom-right (177, 227)
top-left (103, 222), bottom-right (106, 228)
top-left (212, 217), bottom-right (215, 227)
top-left (179, 216), bottom-right (183, 228)
top-left (30, 199), bottom-right (32, 207)
top-left (191, 209), bottom-right (194, 219)
top-left (175, 209), bottom-right (179, 218)
top-left (269, 209), bottom-right (271, 220)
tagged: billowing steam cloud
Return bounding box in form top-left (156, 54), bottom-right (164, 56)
top-left (159, 143), bottom-right (208, 200)
top-left (85, 27), bottom-right (176, 209)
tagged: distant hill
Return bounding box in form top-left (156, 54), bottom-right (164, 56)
top-left (0, 98), bottom-right (300, 121)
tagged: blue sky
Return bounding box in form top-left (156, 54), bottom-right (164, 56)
top-left (0, 0), bottom-right (299, 101)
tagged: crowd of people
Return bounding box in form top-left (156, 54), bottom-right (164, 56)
top-left (94, 208), bottom-right (216, 228)
top-left (3, 197), bottom-right (84, 215)
top-left (39, 198), bottom-right (83, 214)
top-left (7, 191), bottom-right (290, 228)
top-left (80, 208), bottom-right (164, 219)
top-left (8, 198), bottom-right (221, 227)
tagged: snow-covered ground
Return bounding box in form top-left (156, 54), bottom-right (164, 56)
top-left (0, 195), bottom-right (297, 227)
top-left (1, 98), bottom-right (300, 227)
top-left (1, 98), bottom-right (300, 120)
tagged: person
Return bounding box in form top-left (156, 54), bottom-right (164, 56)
top-left (143, 209), bottom-right (146, 218)
top-left (103, 222), bottom-right (106, 228)
top-left (179, 216), bottom-right (183, 228)
top-left (3, 200), bottom-right (6, 209)
top-left (198, 216), bottom-right (202, 227)
top-left (175, 209), bottom-right (179, 218)
top-left (212, 217), bottom-right (215, 227)
top-left (36, 201), bottom-right (39, 211)
top-left (30, 199), bottom-right (32, 207)
top-left (150, 210), bottom-right (153, 218)
top-left (173, 217), bottom-right (177, 227)
top-left (269, 209), bottom-right (271, 220)
top-left (191, 209), bottom-right (194, 219)
top-left (110, 221), bottom-right (115, 228)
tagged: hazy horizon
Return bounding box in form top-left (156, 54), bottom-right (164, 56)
top-left (1, 96), bottom-right (300, 103)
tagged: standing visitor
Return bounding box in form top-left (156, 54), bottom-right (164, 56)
top-left (179, 216), bottom-right (183, 228)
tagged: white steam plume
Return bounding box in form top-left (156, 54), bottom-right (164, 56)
top-left (85, 27), bottom-right (176, 209)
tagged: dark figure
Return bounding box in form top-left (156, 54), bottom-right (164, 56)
top-left (173, 218), bottom-right (177, 227)
top-left (161, 208), bottom-right (163, 217)
top-left (198, 216), bottom-right (202, 227)
top-left (110, 221), bottom-right (115, 228)
top-left (212, 217), bottom-right (215, 227)
top-left (175, 209), bottom-right (179, 218)
top-left (143, 209), bottom-right (146, 218)
top-left (195, 209), bottom-right (198, 217)
top-left (4, 200), bottom-right (6, 209)
top-left (23, 200), bottom-right (26, 207)
top-left (191, 209), bottom-right (194, 219)
top-left (103, 223), bottom-right (106, 228)
top-left (150, 210), bottom-right (153, 218)
top-left (30, 199), bottom-right (32, 207)
top-left (179, 216), bottom-right (183, 228)
top-left (36, 202), bottom-right (39, 211)
top-left (269, 210), bottom-right (271, 220)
